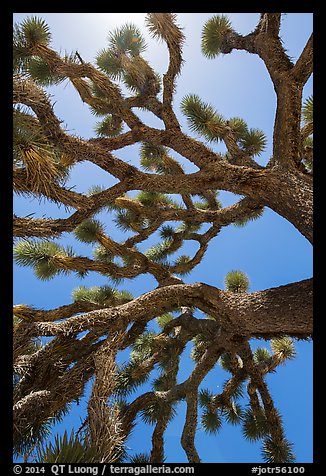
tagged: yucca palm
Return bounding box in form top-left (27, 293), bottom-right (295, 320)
top-left (13, 12), bottom-right (312, 464)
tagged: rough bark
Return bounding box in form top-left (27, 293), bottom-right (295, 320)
top-left (13, 12), bottom-right (313, 463)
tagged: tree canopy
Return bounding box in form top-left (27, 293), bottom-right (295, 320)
top-left (13, 13), bottom-right (313, 464)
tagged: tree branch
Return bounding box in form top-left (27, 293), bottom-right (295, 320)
top-left (291, 33), bottom-right (313, 85)
top-left (22, 279), bottom-right (312, 339)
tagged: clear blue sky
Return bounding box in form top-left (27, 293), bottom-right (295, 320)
top-left (13, 13), bottom-right (313, 463)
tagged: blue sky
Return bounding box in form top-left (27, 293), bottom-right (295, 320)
top-left (13, 13), bottom-right (313, 463)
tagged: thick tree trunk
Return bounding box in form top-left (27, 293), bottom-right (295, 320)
top-left (26, 278), bottom-right (312, 340)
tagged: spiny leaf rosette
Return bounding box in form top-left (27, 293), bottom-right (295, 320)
top-left (13, 12), bottom-right (312, 464)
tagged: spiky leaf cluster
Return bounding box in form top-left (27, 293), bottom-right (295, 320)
top-left (114, 331), bottom-right (157, 396)
top-left (72, 285), bottom-right (132, 306)
top-left (130, 331), bottom-right (157, 361)
top-left (108, 24), bottom-right (147, 57)
top-left (190, 334), bottom-right (209, 363)
top-left (146, 13), bottom-right (184, 46)
top-left (201, 15), bottom-right (233, 58)
top-left (261, 436), bottom-right (296, 463)
top-left (13, 107), bottom-right (70, 192)
top-left (224, 270), bottom-right (250, 293)
top-left (180, 94), bottom-right (266, 155)
top-left (200, 409), bottom-right (222, 435)
top-left (175, 221), bottom-right (202, 233)
top-left (13, 240), bottom-right (74, 280)
top-left (92, 245), bottom-right (114, 263)
top-left (159, 225), bottom-right (176, 240)
top-left (242, 407), bottom-right (269, 442)
top-left (199, 381), bottom-right (245, 431)
top-left (13, 17), bottom-right (51, 73)
top-left (114, 209), bottom-right (148, 232)
top-left (270, 337), bottom-right (296, 362)
top-left (114, 360), bottom-right (152, 397)
top-left (14, 406), bottom-right (70, 458)
top-left (140, 142), bottom-right (184, 175)
top-left (14, 17), bottom-right (70, 86)
top-left (140, 400), bottom-right (177, 426)
top-left (144, 240), bottom-right (175, 263)
top-left (96, 23), bottom-right (160, 99)
top-left (127, 453), bottom-right (151, 463)
top-left (95, 115), bottom-right (124, 137)
top-left (238, 128), bottom-right (267, 156)
top-left (198, 390), bottom-right (223, 435)
top-left (253, 348), bottom-right (271, 366)
top-left (174, 255), bottom-right (192, 276)
top-left (155, 313), bottom-right (174, 330)
top-left (136, 191), bottom-right (179, 209)
top-left (219, 353), bottom-right (243, 372)
top-left (223, 401), bottom-right (243, 425)
top-left (180, 93), bottom-right (225, 142)
top-left (234, 206), bottom-right (265, 227)
top-left (152, 372), bottom-right (173, 391)
top-left (35, 430), bottom-right (100, 463)
top-left (74, 219), bottom-right (104, 243)
top-left (302, 95), bottom-right (313, 125)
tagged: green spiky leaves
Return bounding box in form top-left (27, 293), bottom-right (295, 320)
top-left (96, 24), bottom-right (146, 77)
top-left (18, 16), bottom-right (51, 47)
top-left (262, 436), bottom-right (296, 463)
top-left (219, 353), bottom-right (243, 372)
top-left (13, 16), bottom-right (53, 75)
top-left (270, 337), bottom-right (296, 362)
top-left (74, 219), bottom-right (104, 243)
top-left (13, 107), bottom-right (71, 194)
top-left (140, 400), bottom-right (177, 426)
top-left (242, 407), bottom-right (269, 442)
top-left (13, 18), bottom-right (77, 84)
top-left (156, 313), bottom-right (174, 329)
top-left (233, 206), bottom-right (265, 227)
top-left (114, 209), bottom-right (147, 233)
top-left (26, 57), bottom-right (66, 86)
top-left (253, 348), bottom-right (272, 366)
top-left (108, 24), bottom-right (147, 57)
top-left (14, 405), bottom-right (70, 458)
top-left (36, 430), bottom-right (100, 463)
top-left (190, 334), bottom-right (209, 363)
top-left (228, 117), bottom-right (248, 139)
top-left (302, 95), bottom-right (313, 125)
top-left (238, 128), bottom-right (267, 156)
top-left (136, 191), bottom-right (179, 209)
top-left (201, 15), bottom-right (233, 58)
top-left (201, 409), bottom-right (222, 435)
top-left (140, 142), bottom-right (184, 175)
top-left (71, 285), bottom-right (133, 306)
top-left (131, 331), bottom-right (157, 361)
top-left (199, 387), bottom-right (243, 435)
top-left (198, 389), bottom-right (222, 435)
top-left (180, 94), bottom-right (225, 142)
top-left (95, 115), bottom-right (124, 137)
top-left (96, 48), bottom-right (124, 80)
top-left (96, 23), bottom-right (162, 98)
top-left (13, 239), bottom-right (74, 280)
top-left (127, 453), bottom-right (151, 463)
top-left (174, 255), bottom-right (192, 276)
top-left (92, 245), bottom-right (114, 263)
top-left (180, 95), bottom-right (266, 155)
top-left (144, 240), bottom-right (175, 263)
top-left (223, 401), bottom-right (243, 425)
top-left (224, 270), bottom-right (250, 293)
top-left (114, 331), bottom-right (157, 397)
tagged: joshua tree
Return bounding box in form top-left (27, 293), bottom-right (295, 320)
top-left (13, 13), bottom-right (313, 463)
